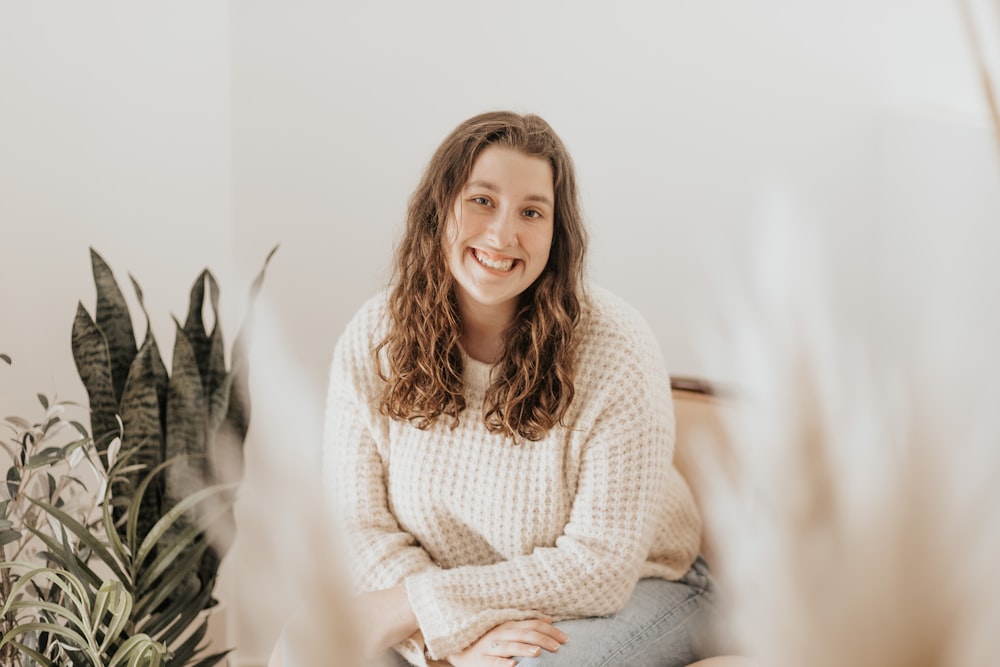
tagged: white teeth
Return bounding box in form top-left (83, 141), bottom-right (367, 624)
top-left (473, 249), bottom-right (515, 271)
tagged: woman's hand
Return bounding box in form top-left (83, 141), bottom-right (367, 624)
top-left (352, 586), bottom-right (419, 658)
top-left (447, 618), bottom-right (568, 666)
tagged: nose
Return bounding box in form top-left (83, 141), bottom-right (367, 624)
top-left (486, 207), bottom-right (519, 249)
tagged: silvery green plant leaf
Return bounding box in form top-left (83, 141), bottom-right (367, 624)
top-left (0, 564), bottom-right (168, 666)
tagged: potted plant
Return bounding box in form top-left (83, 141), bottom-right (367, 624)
top-left (0, 379), bottom-right (114, 664)
top-left (66, 246), bottom-right (277, 664)
top-left (0, 361), bottom-right (236, 665)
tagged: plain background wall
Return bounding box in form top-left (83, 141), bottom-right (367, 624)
top-left (2, 1), bottom-right (999, 666)
top-left (0, 1), bottom-right (236, 421)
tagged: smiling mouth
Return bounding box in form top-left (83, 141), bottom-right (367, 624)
top-left (472, 248), bottom-right (517, 272)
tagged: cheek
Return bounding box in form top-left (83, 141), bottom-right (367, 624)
top-left (442, 216), bottom-right (461, 253)
top-left (442, 217), bottom-right (467, 276)
top-left (530, 226), bottom-right (555, 259)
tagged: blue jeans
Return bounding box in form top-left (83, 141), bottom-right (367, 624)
top-left (390, 556), bottom-right (722, 667)
top-left (515, 556), bottom-right (719, 666)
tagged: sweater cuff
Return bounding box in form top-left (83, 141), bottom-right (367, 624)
top-left (405, 571), bottom-right (538, 660)
top-left (406, 571), bottom-right (468, 659)
top-left (394, 629), bottom-right (451, 667)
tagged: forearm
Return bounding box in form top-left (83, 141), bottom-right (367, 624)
top-left (408, 515), bottom-right (659, 659)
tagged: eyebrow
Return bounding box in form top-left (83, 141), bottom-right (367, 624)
top-left (466, 180), bottom-right (554, 208)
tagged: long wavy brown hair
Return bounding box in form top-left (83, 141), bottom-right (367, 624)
top-left (375, 111), bottom-right (588, 441)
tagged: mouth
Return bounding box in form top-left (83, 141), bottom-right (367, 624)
top-left (471, 248), bottom-right (517, 272)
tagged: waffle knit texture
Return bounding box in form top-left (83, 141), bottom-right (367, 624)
top-left (322, 285), bottom-right (702, 664)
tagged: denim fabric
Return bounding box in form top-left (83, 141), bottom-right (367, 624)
top-left (514, 556), bottom-right (719, 667)
top-left (384, 556), bottom-right (722, 667)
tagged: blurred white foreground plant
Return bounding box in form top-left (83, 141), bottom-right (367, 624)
top-left (223, 300), bottom-right (363, 667)
top-left (697, 185), bottom-right (1000, 667)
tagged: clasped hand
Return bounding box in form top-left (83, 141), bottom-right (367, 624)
top-left (447, 618), bottom-right (568, 667)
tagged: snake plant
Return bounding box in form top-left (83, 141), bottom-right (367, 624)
top-left (68, 246), bottom-right (276, 657)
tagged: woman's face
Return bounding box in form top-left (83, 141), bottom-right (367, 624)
top-left (443, 146), bottom-right (555, 322)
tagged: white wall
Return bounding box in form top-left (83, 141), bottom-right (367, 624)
top-left (2, 1), bottom-right (998, 666)
top-left (0, 2), bottom-right (236, 422)
top-left (229, 0), bottom-right (991, 387)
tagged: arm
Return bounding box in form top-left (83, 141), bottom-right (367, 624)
top-left (322, 315), bottom-right (440, 592)
top-left (407, 329), bottom-right (697, 659)
top-left (322, 305), bottom-right (438, 660)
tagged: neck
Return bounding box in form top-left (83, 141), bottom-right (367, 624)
top-left (456, 293), bottom-right (515, 364)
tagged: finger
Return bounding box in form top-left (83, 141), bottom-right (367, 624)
top-left (501, 620), bottom-right (569, 644)
top-left (489, 640), bottom-right (553, 658)
top-left (514, 630), bottom-right (565, 653)
top-left (493, 631), bottom-right (562, 654)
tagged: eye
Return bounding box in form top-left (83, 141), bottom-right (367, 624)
top-left (522, 209), bottom-right (543, 219)
top-left (472, 196), bottom-right (492, 206)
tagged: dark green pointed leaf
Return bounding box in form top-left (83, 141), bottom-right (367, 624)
top-left (135, 498), bottom-right (230, 593)
top-left (183, 270), bottom-right (215, 395)
top-left (71, 302), bottom-right (121, 464)
top-left (167, 618), bottom-right (208, 666)
top-left (90, 248), bottom-right (137, 404)
top-left (0, 353), bottom-right (11, 364)
top-left (69, 420), bottom-right (90, 439)
top-left (6, 639), bottom-right (56, 666)
top-left (29, 531), bottom-right (104, 590)
top-left (42, 415), bottom-right (59, 433)
top-left (125, 456), bottom-right (175, 557)
top-left (165, 323), bottom-right (208, 503)
top-left (203, 271), bottom-right (228, 406)
top-left (0, 528), bottom-right (21, 547)
top-left (25, 497), bottom-right (129, 584)
top-left (59, 527), bottom-right (98, 610)
top-left (207, 373), bottom-right (233, 434)
top-left (135, 481), bottom-right (235, 568)
top-left (6, 466), bottom-right (20, 498)
top-left (26, 447), bottom-right (64, 469)
top-left (120, 335), bottom-right (168, 545)
top-left (135, 537), bottom-right (208, 619)
top-left (142, 574), bottom-right (213, 645)
top-left (130, 274), bottom-right (170, 438)
top-left (197, 543), bottom-right (224, 607)
top-left (37, 393), bottom-right (49, 410)
top-left (189, 649), bottom-right (232, 667)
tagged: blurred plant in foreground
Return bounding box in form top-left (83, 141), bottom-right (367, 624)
top-left (695, 183), bottom-right (1000, 667)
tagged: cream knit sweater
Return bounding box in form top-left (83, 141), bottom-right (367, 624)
top-left (323, 285), bottom-right (702, 664)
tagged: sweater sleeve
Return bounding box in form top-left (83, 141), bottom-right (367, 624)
top-left (322, 303), bottom-right (440, 594)
top-left (406, 329), bottom-right (680, 659)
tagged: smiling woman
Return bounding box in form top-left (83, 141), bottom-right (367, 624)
top-left (285, 111), bottom-right (732, 667)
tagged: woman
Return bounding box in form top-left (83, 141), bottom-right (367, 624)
top-left (323, 111), bottom-right (721, 667)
